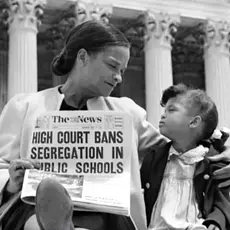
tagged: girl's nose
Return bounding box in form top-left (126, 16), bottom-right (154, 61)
top-left (113, 73), bottom-right (122, 84)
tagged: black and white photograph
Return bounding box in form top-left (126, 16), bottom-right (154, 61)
top-left (1, 0), bottom-right (230, 230)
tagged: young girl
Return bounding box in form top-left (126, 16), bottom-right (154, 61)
top-left (141, 84), bottom-right (230, 230)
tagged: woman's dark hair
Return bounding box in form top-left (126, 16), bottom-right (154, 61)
top-left (160, 84), bottom-right (218, 141)
top-left (51, 20), bottom-right (130, 76)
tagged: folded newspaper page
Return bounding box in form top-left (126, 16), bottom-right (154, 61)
top-left (21, 111), bottom-right (132, 216)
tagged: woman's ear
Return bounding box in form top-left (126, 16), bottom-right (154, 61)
top-left (189, 116), bottom-right (202, 128)
top-left (76, 48), bottom-right (89, 66)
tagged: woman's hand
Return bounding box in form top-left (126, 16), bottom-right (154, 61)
top-left (7, 159), bottom-right (40, 194)
top-left (208, 146), bottom-right (230, 188)
top-left (207, 224), bottom-right (220, 230)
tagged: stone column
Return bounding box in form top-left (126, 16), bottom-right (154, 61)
top-left (0, 50), bottom-right (8, 113)
top-left (144, 11), bottom-right (180, 127)
top-left (51, 0), bottom-right (112, 86)
top-left (73, 0), bottom-right (112, 26)
top-left (5, 0), bottom-right (46, 100)
top-left (203, 20), bottom-right (230, 128)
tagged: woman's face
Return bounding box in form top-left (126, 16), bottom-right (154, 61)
top-left (79, 46), bottom-right (130, 97)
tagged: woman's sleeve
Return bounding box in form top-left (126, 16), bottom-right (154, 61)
top-left (127, 98), bottom-right (167, 164)
top-left (0, 95), bottom-right (28, 196)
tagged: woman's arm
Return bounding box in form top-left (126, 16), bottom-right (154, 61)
top-left (207, 129), bottom-right (230, 187)
top-left (127, 98), bottom-right (167, 164)
top-left (203, 161), bottom-right (230, 230)
top-left (0, 95), bottom-right (28, 202)
top-left (208, 152), bottom-right (230, 187)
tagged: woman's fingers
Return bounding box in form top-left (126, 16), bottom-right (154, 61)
top-left (30, 159), bottom-right (40, 169)
top-left (217, 179), bottom-right (230, 188)
top-left (10, 159), bottom-right (35, 171)
top-left (21, 158), bottom-right (40, 169)
top-left (207, 224), bottom-right (216, 230)
top-left (213, 164), bottom-right (230, 179)
top-left (7, 159), bottom-right (40, 193)
top-left (208, 148), bottom-right (230, 162)
top-left (13, 169), bottom-right (26, 185)
top-left (9, 159), bottom-right (39, 184)
top-left (209, 225), bottom-right (220, 230)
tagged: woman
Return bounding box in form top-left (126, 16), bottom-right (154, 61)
top-left (0, 21), bottom-right (229, 230)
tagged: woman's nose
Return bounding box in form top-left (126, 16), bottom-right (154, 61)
top-left (113, 73), bottom-right (122, 84)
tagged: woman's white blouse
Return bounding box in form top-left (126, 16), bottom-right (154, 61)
top-left (148, 145), bottom-right (209, 230)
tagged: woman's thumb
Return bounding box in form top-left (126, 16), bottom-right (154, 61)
top-left (208, 152), bottom-right (229, 162)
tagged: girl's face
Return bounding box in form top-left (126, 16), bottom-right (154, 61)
top-left (159, 96), bottom-right (195, 141)
top-left (77, 46), bottom-right (130, 97)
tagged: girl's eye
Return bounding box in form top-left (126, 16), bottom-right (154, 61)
top-left (109, 64), bottom-right (116, 68)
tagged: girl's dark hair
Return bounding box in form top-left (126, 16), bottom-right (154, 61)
top-left (51, 20), bottom-right (130, 76)
top-left (160, 84), bottom-right (218, 141)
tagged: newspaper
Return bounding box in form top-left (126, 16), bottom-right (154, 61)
top-left (21, 111), bottom-right (132, 216)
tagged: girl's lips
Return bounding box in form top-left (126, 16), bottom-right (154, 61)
top-left (105, 81), bottom-right (114, 87)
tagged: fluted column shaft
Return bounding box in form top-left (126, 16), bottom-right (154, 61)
top-left (204, 20), bottom-right (230, 128)
top-left (8, 23), bottom-right (37, 98)
top-left (0, 51), bottom-right (8, 112)
top-left (6, 0), bottom-right (46, 100)
top-left (144, 12), bottom-right (179, 127)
